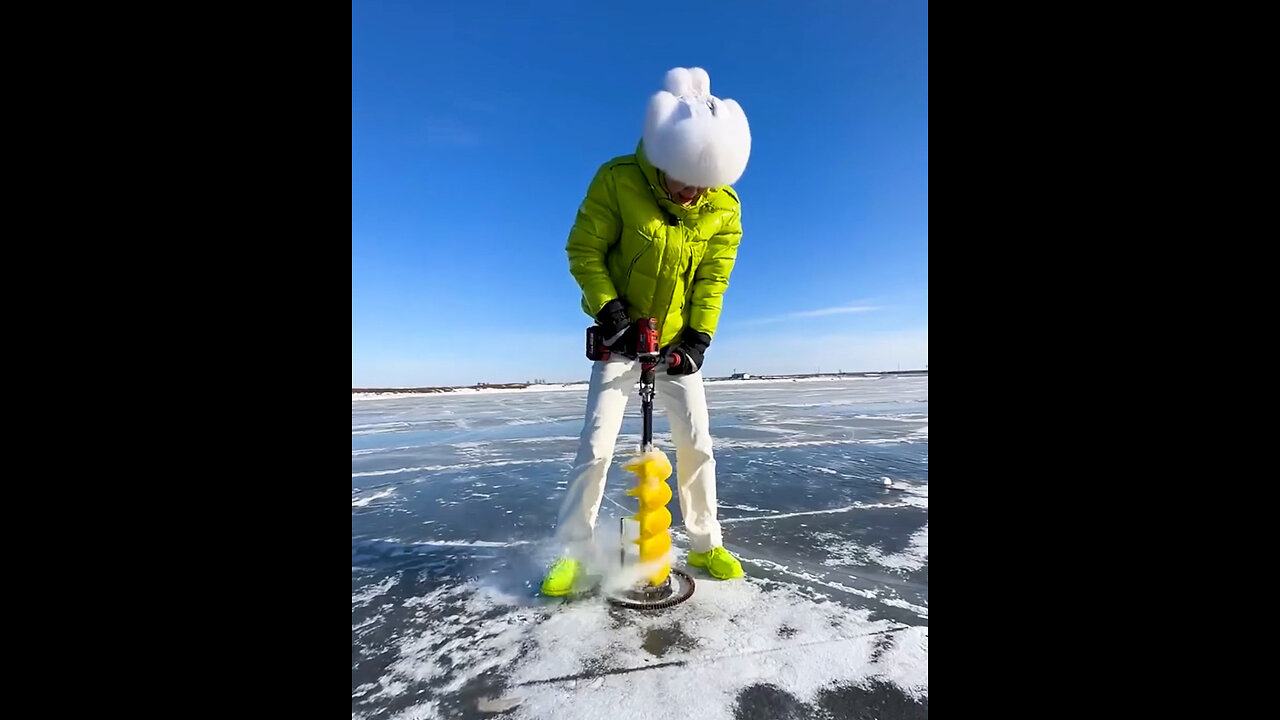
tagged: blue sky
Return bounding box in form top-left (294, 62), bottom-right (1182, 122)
top-left (352, 1), bottom-right (927, 388)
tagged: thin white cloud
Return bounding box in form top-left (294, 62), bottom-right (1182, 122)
top-left (423, 116), bottom-right (480, 146)
top-left (738, 304), bottom-right (879, 326)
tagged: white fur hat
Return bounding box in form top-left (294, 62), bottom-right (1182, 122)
top-left (642, 67), bottom-right (751, 188)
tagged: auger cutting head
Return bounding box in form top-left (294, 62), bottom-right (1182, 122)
top-left (624, 449), bottom-right (674, 585)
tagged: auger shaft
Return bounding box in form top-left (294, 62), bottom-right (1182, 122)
top-left (640, 362), bottom-right (655, 449)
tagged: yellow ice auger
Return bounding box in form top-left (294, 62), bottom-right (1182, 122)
top-left (605, 318), bottom-right (695, 610)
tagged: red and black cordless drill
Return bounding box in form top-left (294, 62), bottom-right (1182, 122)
top-left (586, 318), bottom-right (660, 363)
top-left (586, 317), bottom-right (663, 449)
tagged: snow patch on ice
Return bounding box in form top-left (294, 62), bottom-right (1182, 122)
top-left (352, 575), bottom-right (398, 609)
top-left (358, 574), bottom-right (927, 720)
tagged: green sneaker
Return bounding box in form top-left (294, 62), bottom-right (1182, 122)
top-left (540, 557), bottom-right (583, 597)
top-left (687, 547), bottom-right (743, 579)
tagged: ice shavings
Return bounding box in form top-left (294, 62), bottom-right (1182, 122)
top-left (872, 625), bottom-right (928, 700)
top-left (352, 457), bottom-right (564, 478)
top-left (811, 531), bottom-right (872, 568)
top-left (362, 584), bottom-right (541, 709)
top-left (352, 488), bottom-right (396, 507)
top-left (716, 437), bottom-right (926, 450)
top-left (719, 503), bottom-right (773, 513)
top-left (408, 539), bottom-right (533, 549)
top-left (389, 701), bottom-right (440, 719)
top-left (882, 596), bottom-right (930, 618)
top-left (504, 574), bottom-right (928, 718)
top-left (743, 555), bottom-right (879, 601)
top-left (870, 524), bottom-right (928, 573)
top-left (358, 573), bottom-right (927, 719)
top-left (352, 575), bottom-right (399, 609)
top-left (720, 501), bottom-right (915, 524)
top-left (812, 523), bottom-right (927, 576)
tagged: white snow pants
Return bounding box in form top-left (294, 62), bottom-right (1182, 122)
top-left (555, 354), bottom-right (723, 555)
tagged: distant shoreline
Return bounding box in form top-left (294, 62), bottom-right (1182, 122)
top-left (352, 369), bottom-right (928, 398)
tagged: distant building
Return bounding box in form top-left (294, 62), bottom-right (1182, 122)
top-left (731, 372), bottom-right (752, 380)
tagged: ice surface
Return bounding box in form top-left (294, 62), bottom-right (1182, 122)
top-left (353, 376), bottom-right (928, 719)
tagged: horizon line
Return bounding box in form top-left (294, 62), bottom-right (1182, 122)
top-left (352, 368), bottom-right (929, 393)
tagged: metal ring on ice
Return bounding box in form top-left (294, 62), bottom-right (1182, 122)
top-left (605, 568), bottom-right (695, 610)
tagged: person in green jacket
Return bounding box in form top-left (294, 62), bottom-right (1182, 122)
top-left (542, 67), bottom-right (751, 596)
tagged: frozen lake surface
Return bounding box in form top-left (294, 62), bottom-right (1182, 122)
top-left (353, 375), bottom-right (928, 719)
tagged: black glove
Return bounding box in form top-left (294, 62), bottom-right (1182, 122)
top-left (595, 299), bottom-right (637, 356)
top-left (663, 329), bottom-right (711, 375)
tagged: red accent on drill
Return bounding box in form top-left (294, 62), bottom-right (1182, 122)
top-left (636, 317), bottom-right (658, 358)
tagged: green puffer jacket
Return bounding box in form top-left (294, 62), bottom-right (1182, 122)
top-left (566, 140), bottom-right (743, 349)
